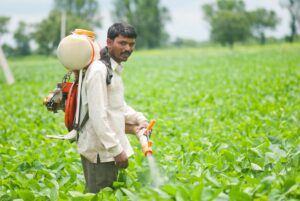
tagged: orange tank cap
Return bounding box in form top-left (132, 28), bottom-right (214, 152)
top-left (73, 29), bottom-right (96, 39)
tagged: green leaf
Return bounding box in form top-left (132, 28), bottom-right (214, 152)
top-left (113, 181), bottom-right (125, 189)
top-left (17, 190), bottom-right (35, 201)
top-left (206, 173), bottom-right (221, 187)
top-left (284, 184), bottom-right (299, 196)
top-left (249, 147), bottom-right (263, 158)
top-left (191, 183), bottom-right (203, 201)
top-left (229, 186), bottom-right (251, 201)
top-left (175, 187), bottom-right (190, 201)
top-left (162, 184), bottom-right (177, 197)
top-left (117, 169), bottom-right (127, 183)
top-left (121, 188), bottom-right (137, 200)
top-left (28, 179), bottom-right (41, 191)
top-left (251, 163), bottom-right (263, 171)
top-left (69, 191), bottom-right (96, 200)
top-left (115, 189), bottom-right (125, 201)
top-left (221, 149), bottom-right (235, 161)
top-left (18, 162), bottom-right (31, 171)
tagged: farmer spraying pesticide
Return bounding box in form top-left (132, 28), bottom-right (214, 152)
top-left (44, 23), bottom-right (155, 193)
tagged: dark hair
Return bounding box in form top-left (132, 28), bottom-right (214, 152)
top-left (107, 23), bottom-right (137, 40)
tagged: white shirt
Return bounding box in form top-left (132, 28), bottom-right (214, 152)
top-left (77, 58), bottom-right (147, 163)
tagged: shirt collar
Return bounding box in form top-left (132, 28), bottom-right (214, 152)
top-left (110, 58), bottom-right (123, 74)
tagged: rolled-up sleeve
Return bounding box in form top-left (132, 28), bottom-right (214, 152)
top-left (123, 102), bottom-right (147, 125)
top-left (86, 70), bottom-right (123, 157)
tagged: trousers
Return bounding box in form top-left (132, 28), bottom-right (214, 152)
top-left (80, 154), bottom-right (118, 193)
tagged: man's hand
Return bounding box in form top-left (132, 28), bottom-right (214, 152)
top-left (125, 124), bottom-right (138, 134)
top-left (136, 121), bottom-right (151, 135)
top-left (114, 151), bottom-right (128, 168)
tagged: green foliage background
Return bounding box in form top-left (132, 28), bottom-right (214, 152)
top-left (0, 44), bottom-right (300, 200)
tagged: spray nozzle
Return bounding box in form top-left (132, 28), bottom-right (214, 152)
top-left (138, 120), bottom-right (156, 156)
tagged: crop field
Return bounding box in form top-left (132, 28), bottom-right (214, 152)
top-left (0, 43), bottom-right (300, 200)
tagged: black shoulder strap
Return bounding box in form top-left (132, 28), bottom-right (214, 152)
top-left (100, 47), bottom-right (113, 85)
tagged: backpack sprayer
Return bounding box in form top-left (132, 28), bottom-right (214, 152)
top-left (45, 29), bottom-right (99, 141)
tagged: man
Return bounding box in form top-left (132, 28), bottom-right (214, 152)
top-left (77, 23), bottom-right (149, 193)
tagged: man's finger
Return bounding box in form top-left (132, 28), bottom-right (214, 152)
top-left (122, 160), bottom-right (128, 168)
top-left (116, 161), bottom-right (128, 168)
top-left (122, 161), bottom-right (128, 168)
top-left (118, 163), bottom-right (125, 169)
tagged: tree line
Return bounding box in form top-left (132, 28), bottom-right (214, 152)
top-left (0, 0), bottom-right (299, 56)
top-left (202, 0), bottom-right (300, 47)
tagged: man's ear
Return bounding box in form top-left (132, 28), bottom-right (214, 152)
top-left (106, 38), bottom-right (113, 48)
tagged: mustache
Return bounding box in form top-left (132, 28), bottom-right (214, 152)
top-left (121, 51), bottom-right (132, 56)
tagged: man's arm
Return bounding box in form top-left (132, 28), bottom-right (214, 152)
top-left (123, 103), bottom-right (148, 134)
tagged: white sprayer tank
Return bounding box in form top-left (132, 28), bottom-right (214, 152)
top-left (57, 29), bottom-right (100, 70)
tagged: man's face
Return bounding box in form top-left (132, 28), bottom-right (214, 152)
top-left (107, 35), bottom-right (136, 63)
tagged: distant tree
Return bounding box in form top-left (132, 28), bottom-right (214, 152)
top-left (203, 0), bottom-right (246, 21)
top-left (216, 0), bottom-right (245, 12)
top-left (34, 10), bottom-right (63, 55)
top-left (34, 10), bottom-right (92, 54)
top-left (0, 16), bottom-right (11, 55)
top-left (112, 0), bottom-right (170, 49)
top-left (0, 16), bottom-right (10, 35)
top-left (202, 0), bottom-right (251, 47)
top-left (172, 38), bottom-right (200, 48)
top-left (0, 16), bottom-right (11, 56)
top-left (33, 0), bottom-right (101, 55)
top-left (13, 21), bottom-right (31, 56)
top-left (1, 44), bottom-right (14, 57)
top-left (53, 0), bottom-right (101, 27)
top-left (249, 9), bottom-right (279, 45)
top-left (295, 1), bottom-right (300, 27)
top-left (280, 0), bottom-right (300, 42)
top-left (212, 11), bottom-right (251, 47)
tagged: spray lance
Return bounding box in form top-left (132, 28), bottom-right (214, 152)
top-left (137, 119), bottom-right (156, 156)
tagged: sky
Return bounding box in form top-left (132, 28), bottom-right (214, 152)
top-left (0, 0), bottom-right (291, 46)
